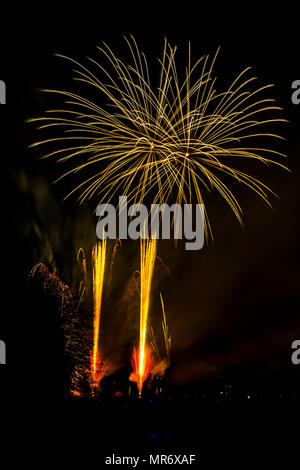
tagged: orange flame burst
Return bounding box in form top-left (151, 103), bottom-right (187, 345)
top-left (130, 346), bottom-right (155, 396)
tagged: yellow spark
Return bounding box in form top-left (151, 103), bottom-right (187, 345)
top-left (91, 240), bottom-right (106, 380)
top-left (139, 238), bottom-right (156, 378)
top-left (130, 237), bottom-right (157, 396)
top-left (29, 37), bottom-right (288, 239)
top-left (160, 293), bottom-right (171, 366)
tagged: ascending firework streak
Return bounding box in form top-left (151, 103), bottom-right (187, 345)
top-left (77, 247), bottom-right (87, 307)
top-left (29, 36), bottom-right (288, 238)
top-left (160, 293), bottom-right (171, 367)
top-left (131, 237), bottom-right (157, 396)
top-left (149, 294), bottom-right (171, 367)
top-left (91, 240), bottom-right (107, 390)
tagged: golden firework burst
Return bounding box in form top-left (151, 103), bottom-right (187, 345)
top-left (29, 36), bottom-right (288, 237)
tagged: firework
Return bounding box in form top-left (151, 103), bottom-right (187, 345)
top-left (160, 293), bottom-right (171, 368)
top-left (29, 263), bottom-right (74, 316)
top-left (108, 239), bottom-right (121, 291)
top-left (130, 345), bottom-right (154, 397)
top-left (130, 237), bottom-right (157, 396)
top-left (77, 247), bottom-right (88, 306)
top-left (77, 247), bottom-right (88, 284)
top-left (29, 249), bottom-right (111, 397)
top-left (67, 243), bottom-right (109, 397)
top-left (149, 293), bottom-right (171, 367)
top-left (146, 293), bottom-right (171, 389)
top-left (91, 240), bottom-right (107, 390)
top-left (29, 37), bottom-right (287, 237)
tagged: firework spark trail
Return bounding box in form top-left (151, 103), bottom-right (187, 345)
top-left (139, 238), bottom-right (156, 392)
top-left (29, 263), bottom-right (74, 316)
top-left (139, 238), bottom-right (156, 369)
top-left (77, 247), bottom-right (88, 306)
top-left (108, 239), bottom-right (121, 290)
top-left (77, 247), bottom-right (88, 284)
top-left (91, 240), bottom-right (107, 388)
top-left (130, 237), bottom-right (157, 396)
top-left (160, 293), bottom-right (171, 367)
top-left (146, 292), bottom-right (171, 386)
top-left (148, 293), bottom-right (171, 367)
top-left (29, 36), bottom-right (288, 239)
